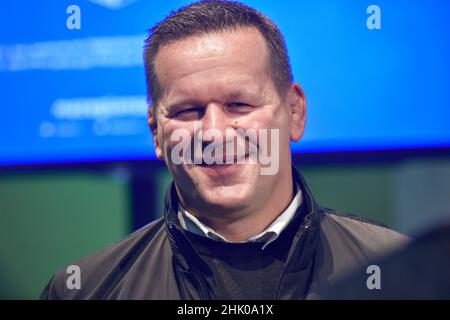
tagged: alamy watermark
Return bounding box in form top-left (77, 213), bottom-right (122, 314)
top-left (366, 4), bottom-right (381, 30)
top-left (66, 5), bottom-right (81, 30)
top-left (66, 265), bottom-right (81, 290)
top-left (170, 121), bottom-right (280, 176)
top-left (366, 264), bottom-right (381, 290)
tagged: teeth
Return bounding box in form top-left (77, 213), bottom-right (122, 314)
top-left (196, 154), bottom-right (249, 166)
top-left (225, 154), bottom-right (248, 162)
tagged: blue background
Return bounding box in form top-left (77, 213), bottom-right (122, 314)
top-left (1, 0), bottom-right (449, 165)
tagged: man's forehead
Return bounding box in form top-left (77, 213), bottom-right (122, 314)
top-left (170, 32), bottom-right (229, 59)
top-left (158, 26), bottom-right (266, 55)
top-left (153, 27), bottom-right (272, 105)
top-left (154, 27), bottom-right (269, 78)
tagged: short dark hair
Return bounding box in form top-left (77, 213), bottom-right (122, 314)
top-left (143, 0), bottom-right (293, 108)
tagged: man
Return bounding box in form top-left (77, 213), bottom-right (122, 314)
top-left (41, 0), bottom-right (407, 299)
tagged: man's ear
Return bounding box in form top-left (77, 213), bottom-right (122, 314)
top-left (286, 83), bottom-right (307, 142)
top-left (148, 106), bottom-right (164, 160)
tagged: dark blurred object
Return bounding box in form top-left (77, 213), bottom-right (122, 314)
top-left (323, 222), bottom-right (450, 299)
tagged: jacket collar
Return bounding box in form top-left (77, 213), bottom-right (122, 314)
top-left (163, 165), bottom-right (322, 273)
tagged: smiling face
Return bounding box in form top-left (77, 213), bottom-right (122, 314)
top-left (149, 27), bottom-right (306, 220)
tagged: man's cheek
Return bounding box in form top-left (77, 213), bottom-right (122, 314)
top-left (165, 136), bottom-right (193, 166)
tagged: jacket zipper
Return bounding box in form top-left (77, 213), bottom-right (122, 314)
top-left (274, 223), bottom-right (310, 299)
top-left (169, 223), bottom-right (209, 300)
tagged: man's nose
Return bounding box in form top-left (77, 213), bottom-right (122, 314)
top-left (201, 104), bottom-right (230, 139)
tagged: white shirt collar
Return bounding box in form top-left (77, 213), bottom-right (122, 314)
top-left (177, 184), bottom-right (302, 250)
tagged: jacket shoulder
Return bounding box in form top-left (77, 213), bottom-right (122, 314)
top-left (317, 208), bottom-right (409, 278)
top-left (320, 207), bottom-right (409, 248)
top-left (41, 217), bottom-right (167, 299)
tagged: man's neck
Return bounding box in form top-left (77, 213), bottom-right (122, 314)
top-left (180, 178), bottom-right (295, 243)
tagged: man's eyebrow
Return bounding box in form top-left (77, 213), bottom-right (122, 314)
top-left (166, 98), bottom-right (203, 110)
top-left (166, 89), bottom-right (261, 109)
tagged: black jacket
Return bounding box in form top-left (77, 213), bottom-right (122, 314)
top-left (323, 222), bottom-right (450, 299)
top-left (41, 168), bottom-right (407, 299)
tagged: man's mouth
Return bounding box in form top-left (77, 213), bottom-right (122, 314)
top-left (196, 153), bottom-right (250, 166)
top-left (194, 153), bottom-right (251, 176)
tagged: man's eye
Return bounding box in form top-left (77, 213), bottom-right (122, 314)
top-left (174, 107), bottom-right (202, 119)
top-left (227, 102), bottom-right (252, 109)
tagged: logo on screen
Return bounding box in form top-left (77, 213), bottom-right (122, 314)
top-left (88, 0), bottom-right (138, 10)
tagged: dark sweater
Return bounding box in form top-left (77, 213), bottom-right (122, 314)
top-left (185, 205), bottom-right (304, 300)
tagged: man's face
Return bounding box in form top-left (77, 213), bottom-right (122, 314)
top-left (150, 27), bottom-right (305, 217)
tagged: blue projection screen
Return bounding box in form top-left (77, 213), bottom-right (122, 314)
top-left (0, 0), bottom-right (449, 165)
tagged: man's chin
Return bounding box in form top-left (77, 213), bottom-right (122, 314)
top-left (198, 187), bottom-right (254, 213)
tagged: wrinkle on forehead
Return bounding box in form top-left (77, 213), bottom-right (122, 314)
top-left (154, 27), bottom-right (270, 90)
